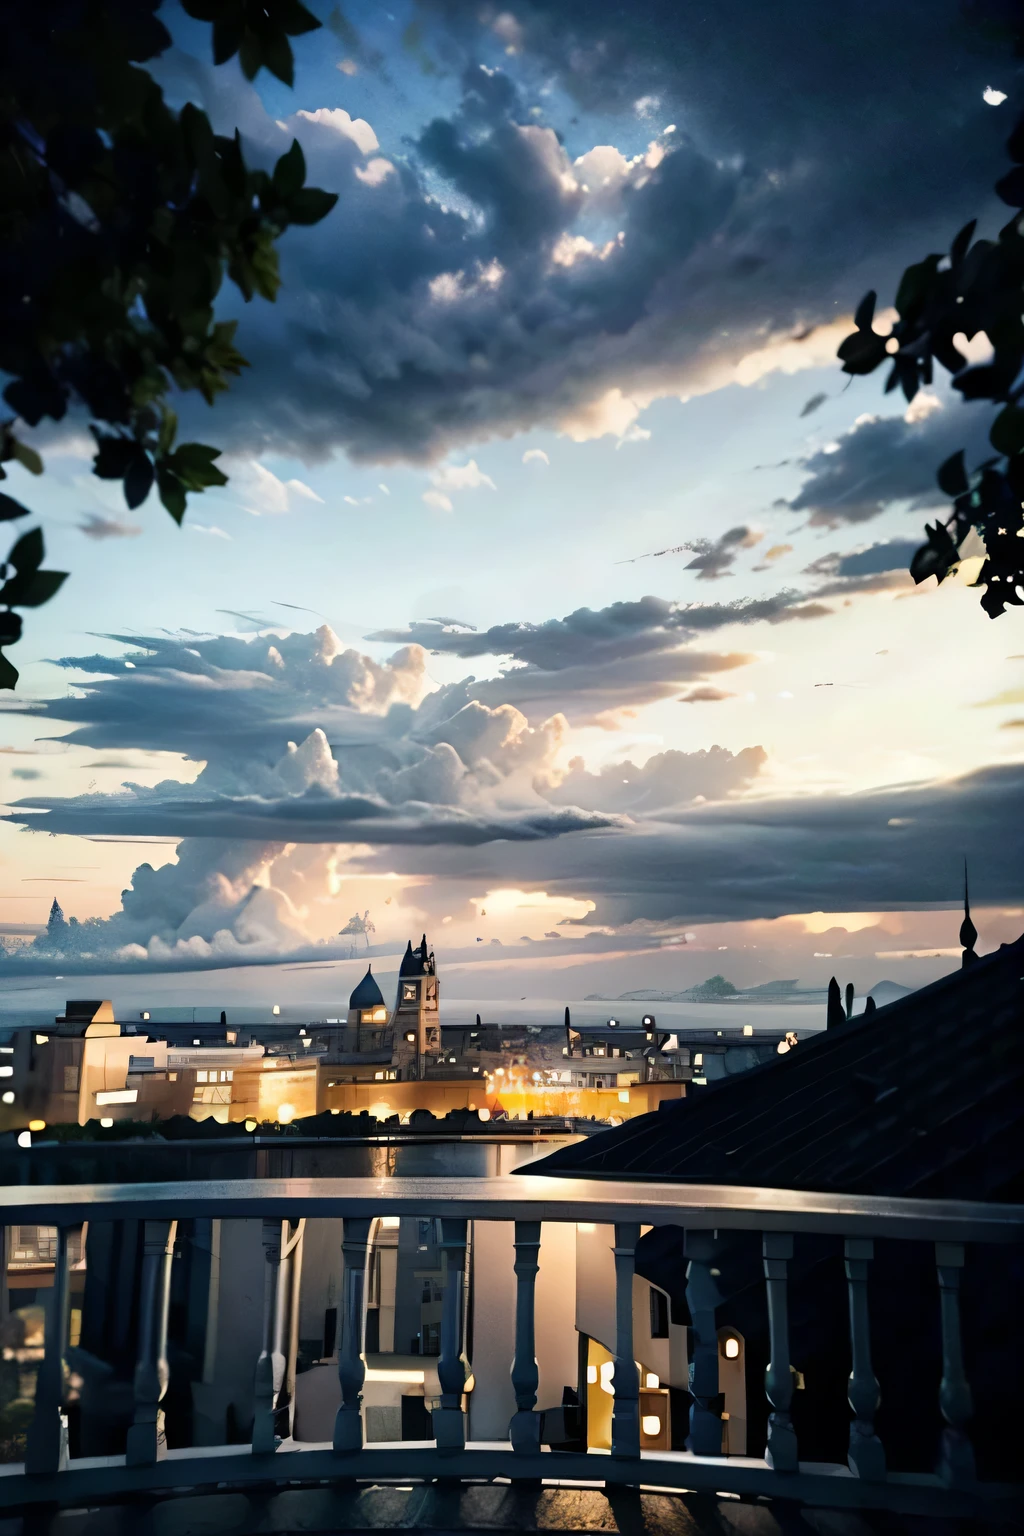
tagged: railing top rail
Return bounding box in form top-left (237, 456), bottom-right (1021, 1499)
top-left (0, 1175), bottom-right (1021, 1241)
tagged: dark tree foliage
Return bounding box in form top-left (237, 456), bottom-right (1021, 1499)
top-left (840, 106), bottom-right (1024, 618)
top-left (0, 0), bottom-right (337, 688)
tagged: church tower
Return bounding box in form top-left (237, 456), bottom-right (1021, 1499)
top-left (391, 934), bottom-right (440, 1080)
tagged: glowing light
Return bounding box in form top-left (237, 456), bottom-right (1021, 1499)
top-left (618, 1090), bottom-right (630, 1103)
top-left (244, 1119), bottom-right (257, 1132)
top-left (277, 1103), bottom-right (296, 1124)
top-left (1, 1092), bottom-right (13, 1104)
top-left (642, 1415), bottom-right (662, 1437)
top-left (586, 1365), bottom-right (598, 1385)
top-left (35, 1034), bottom-right (49, 1045)
top-left (477, 1107), bottom-right (491, 1122)
top-left (984, 86), bottom-right (1007, 105)
top-left (0, 1067), bottom-right (12, 1078)
top-left (646, 1372), bottom-right (660, 1388)
top-left (365, 1367), bottom-right (425, 1383)
top-left (380, 1216), bottom-right (400, 1229)
top-left (17, 1131), bottom-right (31, 1148)
top-left (100, 1117), bottom-right (114, 1128)
top-left (142, 1012), bottom-right (150, 1021)
top-left (742, 1024), bottom-right (753, 1037)
top-left (599, 1361), bottom-right (615, 1396)
top-left (777, 1041), bottom-right (790, 1054)
top-left (28, 1119), bottom-right (45, 1132)
top-left (532, 1072), bottom-right (541, 1082)
top-left (723, 1336), bottom-right (740, 1359)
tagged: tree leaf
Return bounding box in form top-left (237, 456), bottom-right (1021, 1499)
top-left (989, 404), bottom-right (1024, 458)
top-left (910, 522), bottom-right (960, 586)
top-left (994, 165), bottom-right (1024, 208)
top-left (157, 410), bottom-right (178, 457)
top-left (853, 291), bottom-right (876, 331)
top-left (10, 569), bottom-right (68, 608)
top-left (286, 186), bottom-right (339, 225)
top-left (949, 219), bottom-right (977, 268)
top-left (276, 0), bottom-right (321, 36)
top-left (273, 139), bottom-right (306, 199)
top-left (92, 435), bottom-right (137, 480)
top-left (937, 450), bottom-right (969, 499)
top-left (261, 29), bottom-right (295, 86)
top-left (7, 527), bottom-right (43, 577)
top-left (10, 440), bottom-right (43, 476)
top-left (0, 492), bottom-right (31, 522)
top-left (123, 453), bottom-right (155, 509)
top-left (0, 650), bottom-right (19, 692)
top-left (157, 468), bottom-right (187, 525)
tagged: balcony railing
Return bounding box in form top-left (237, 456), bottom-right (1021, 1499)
top-left (0, 1176), bottom-right (1020, 1520)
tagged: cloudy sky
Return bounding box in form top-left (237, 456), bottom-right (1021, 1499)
top-left (2, 0), bottom-right (1024, 997)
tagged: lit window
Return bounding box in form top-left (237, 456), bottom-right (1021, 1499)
top-left (405, 1031), bottom-right (416, 1043)
top-left (403, 984), bottom-right (417, 1003)
top-left (0, 1067), bottom-right (13, 1079)
top-left (1, 1091), bottom-right (13, 1104)
top-left (723, 1336), bottom-right (740, 1359)
top-left (693, 1053), bottom-right (703, 1067)
top-left (618, 1089), bottom-right (630, 1103)
top-left (599, 1361), bottom-right (615, 1396)
top-left (197, 1070), bottom-right (208, 1083)
top-left (95, 1089), bottom-right (138, 1105)
top-left (193, 1038), bottom-right (201, 1046)
top-left (743, 1024), bottom-right (753, 1037)
top-left (35, 1034), bottom-right (49, 1045)
top-left (645, 1372), bottom-right (660, 1388)
top-left (374, 1071), bottom-right (384, 1081)
top-left (226, 1030), bottom-right (237, 1045)
top-left (586, 1365), bottom-right (597, 1385)
top-left (142, 1012), bottom-right (150, 1021)
top-left (272, 1005), bottom-right (281, 1016)
top-left (100, 1117), bottom-right (114, 1128)
top-left (642, 1415), bottom-right (662, 1437)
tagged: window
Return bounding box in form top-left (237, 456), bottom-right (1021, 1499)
top-left (743, 1024), bottom-right (753, 1037)
top-left (193, 1085), bottom-right (231, 1105)
top-left (197, 1069), bottom-right (208, 1083)
top-left (402, 983), bottom-right (418, 1003)
top-left (649, 1288), bottom-right (669, 1339)
top-left (220, 1069), bottom-right (233, 1082)
top-left (95, 1088), bottom-right (138, 1105)
top-left (63, 1066), bottom-right (79, 1092)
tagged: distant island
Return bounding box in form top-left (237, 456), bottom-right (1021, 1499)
top-left (584, 975), bottom-right (914, 1006)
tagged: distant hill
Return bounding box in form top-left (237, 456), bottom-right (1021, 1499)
top-left (866, 979), bottom-right (915, 1007)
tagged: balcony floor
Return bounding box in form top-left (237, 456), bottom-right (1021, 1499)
top-left (0, 1483), bottom-right (1010, 1536)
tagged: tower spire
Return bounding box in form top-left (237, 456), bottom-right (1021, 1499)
top-left (960, 859), bottom-right (978, 967)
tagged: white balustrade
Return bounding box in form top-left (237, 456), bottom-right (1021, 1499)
top-left (762, 1232), bottom-right (798, 1472)
top-left (844, 1236), bottom-right (885, 1482)
top-left (0, 1177), bottom-right (1014, 1520)
top-left (509, 1220), bottom-right (541, 1452)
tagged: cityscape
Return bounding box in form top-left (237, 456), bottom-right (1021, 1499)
top-left (0, 3), bottom-right (1022, 1535)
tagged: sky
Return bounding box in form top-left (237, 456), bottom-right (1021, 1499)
top-left (2, 0), bottom-right (1024, 1003)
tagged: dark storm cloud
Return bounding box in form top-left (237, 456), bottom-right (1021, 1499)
top-left (148, 3), bottom-right (1017, 465)
top-left (787, 401), bottom-right (995, 526)
top-left (6, 793), bottom-right (614, 847)
top-left (352, 762), bottom-right (1024, 924)
top-left (369, 592), bottom-right (837, 720)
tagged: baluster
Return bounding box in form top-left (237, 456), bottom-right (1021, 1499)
top-left (762, 1233), bottom-right (798, 1472)
top-left (509, 1220), bottom-right (541, 1453)
top-left (611, 1222), bottom-right (641, 1459)
top-left (844, 1237), bottom-right (885, 1481)
top-left (433, 1218), bottom-right (469, 1450)
top-left (252, 1219), bottom-right (283, 1454)
top-left (126, 1218), bottom-right (178, 1466)
top-left (935, 1242), bottom-right (975, 1485)
top-left (26, 1224), bottom-right (70, 1476)
top-left (334, 1217), bottom-right (372, 1453)
top-left (684, 1230), bottom-right (722, 1456)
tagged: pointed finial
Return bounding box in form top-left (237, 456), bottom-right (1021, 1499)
top-left (960, 858), bottom-right (978, 967)
top-left (845, 982), bottom-right (855, 1020)
top-left (864, 995), bottom-right (876, 1015)
top-left (826, 977), bottom-right (845, 1029)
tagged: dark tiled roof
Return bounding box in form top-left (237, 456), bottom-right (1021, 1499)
top-left (526, 939), bottom-right (1024, 1201)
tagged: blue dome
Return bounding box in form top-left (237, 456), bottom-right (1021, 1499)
top-left (349, 966), bottom-right (385, 1010)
